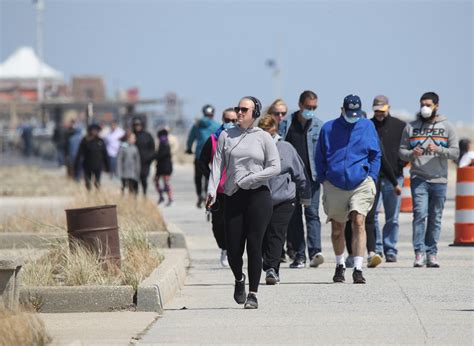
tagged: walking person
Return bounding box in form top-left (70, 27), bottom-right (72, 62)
top-left (117, 131), bottom-right (141, 195)
top-left (258, 115), bottom-right (310, 284)
top-left (186, 104), bottom-right (220, 208)
top-left (279, 90), bottom-right (324, 268)
top-left (206, 96), bottom-right (280, 309)
top-left (316, 94), bottom-right (381, 284)
top-left (105, 120), bottom-right (125, 178)
top-left (68, 126), bottom-right (84, 182)
top-left (75, 124), bottom-right (110, 190)
top-left (198, 108), bottom-right (238, 267)
top-left (265, 98), bottom-right (288, 125)
top-left (154, 128), bottom-right (174, 206)
top-left (399, 92), bottom-right (459, 267)
top-left (132, 118), bottom-right (155, 195)
top-left (458, 139), bottom-right (474, 167)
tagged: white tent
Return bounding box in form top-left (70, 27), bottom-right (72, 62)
top-left (0, 46), bottom-right (63, 81)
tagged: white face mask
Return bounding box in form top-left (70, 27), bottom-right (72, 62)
top-left (343, 114), bottom-right (360, 124)
top-left (420, 106), bottom-right (433, 118)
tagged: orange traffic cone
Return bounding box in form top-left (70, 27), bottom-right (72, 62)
top-left (400, 164), bottom-right (413, 213)
top-left (453, 167), bottom-right (474, 246)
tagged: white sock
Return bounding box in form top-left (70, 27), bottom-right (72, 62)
top-left (354, 256), bottom-right (363, 270)
top-left (336, 254), bottom-right (345, 266)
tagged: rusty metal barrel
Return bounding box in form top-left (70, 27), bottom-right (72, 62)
top-left (65, 205), bottom-right (121, 269)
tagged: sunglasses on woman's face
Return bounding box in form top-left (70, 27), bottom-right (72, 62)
top-left (234, 107), bottom-right (252, 114)
top-left (224, 118), bottom-right (237, 123)
top-left (272, 111), bottom-right (287, 117)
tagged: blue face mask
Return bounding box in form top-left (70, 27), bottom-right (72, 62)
top-left (343, 114), bottom-right (360, 124)
top-left (223, 122), bottom-right (235, 130)
top-left (301, 109), bottom-right (315, 120)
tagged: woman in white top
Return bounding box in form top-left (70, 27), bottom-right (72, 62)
top-left (206, 96), bottom-right (280, 309)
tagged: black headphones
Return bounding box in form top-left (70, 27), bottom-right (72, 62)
top-left (245, 96), bottom-right (262, 119)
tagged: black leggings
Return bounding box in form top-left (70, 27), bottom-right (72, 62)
top-left (345, 182), bottom-right (381, 254)
top-left (84, 168), bottom-right (101, 190)
top-left (211, 193), bottom-right (226, 250)
top-left (263, 200), bottom-right (295, 274)
top-left (122, 178), bottom-right (138, 195)
top-left (225, 186), bottom-right (273, 292)
top-left (194, 160), bottom-right (208, 200)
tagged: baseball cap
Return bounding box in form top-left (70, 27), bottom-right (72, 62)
top-left (372, 95), bottom-right (389, 112)
top-left (202, 104), bottom-right (215, 116)
top-left (343, 94), bottom-right (364, 118)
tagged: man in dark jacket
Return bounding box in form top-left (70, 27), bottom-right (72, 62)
top-left (371, 95), bottom-right (406, 262)
top-left (75, 124), bottom-right (109, 190)
top-left (132, 117), bottom-right (155, 195)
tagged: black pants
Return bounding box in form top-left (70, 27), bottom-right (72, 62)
top-left (194, 160), bottom-right (208, 201)
top-left (345, 182), bottom-right (380, 254)
top-left (225, 186), bottom-right (273, 293)
top-left (122, 178), bottom-right (138, 195)
top-left (211, 193), bottom-right (226, 250)
top-left (84, 168), bottom-right (101, 190)
top-left (140, 164), bottom-right (151, 195)
top-left (263, 200), bottom-right (296, 274)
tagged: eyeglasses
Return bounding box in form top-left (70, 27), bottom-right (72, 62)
top-left (272, 111), bottom-right (287, 117)
top-left (223, 118), bottom-right (237, 123)
top-left (234, 107), bottom-right (253, 114)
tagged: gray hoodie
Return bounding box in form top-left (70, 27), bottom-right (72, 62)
top-left (399, 114), bottom-right (459, 183)
top-left (117, 143), bottom-right (141, 181)
top-left (208, 126), bottom-right (280, 201)
top-left (269, 136), bottom-right (311, 206)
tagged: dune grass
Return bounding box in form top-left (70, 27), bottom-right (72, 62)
top-left (0, 306), bottom-right (51, 345)
top-left (21, 229), bottom-right (163, 291)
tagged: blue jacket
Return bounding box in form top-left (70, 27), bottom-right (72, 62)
top-left (279, 111), bottom-right (324, 182)
top-left (186, 117), bottom-right (220, 159)
top-left (315, 116), bottom-right (381, 190)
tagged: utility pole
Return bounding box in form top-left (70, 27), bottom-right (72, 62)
top-left (35, 0), bottom-right (44, 102)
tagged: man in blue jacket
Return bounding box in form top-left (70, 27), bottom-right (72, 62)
top-left (316, 95), bottom-right (381, 284)
top-left (186, 104), bottom-right (220, 208)
top-left (280, 90), bottom-right (324, 269)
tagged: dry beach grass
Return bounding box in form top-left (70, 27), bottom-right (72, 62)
top-left (0, 306), bottom-right (51, 345)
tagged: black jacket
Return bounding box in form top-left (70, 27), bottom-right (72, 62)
top-left (198, 136), bottom-right (213, 179)
top-left (155, 141), bottom-right (173, 176)
top-left (75, 136), bottom-right (109, 172)
top-left (134, 130), bottom-right (155, 172)
top-left (371, 114), bottom-right (406, 179)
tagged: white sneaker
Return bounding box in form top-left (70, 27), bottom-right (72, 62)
top-left (413, 252), bottom-right (426, 267)
top-left (220, 250), bottom-right (229, 267)
top-left (309, 253), bottom-right (324, 268)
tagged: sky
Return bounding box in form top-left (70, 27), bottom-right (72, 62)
top-left (0, 0), bottom-right (473, 124)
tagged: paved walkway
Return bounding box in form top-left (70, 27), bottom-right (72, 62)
top-left (140, 164), bottom-right (473, 345)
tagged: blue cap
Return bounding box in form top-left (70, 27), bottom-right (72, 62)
top-left (343, 94), bottom-right (363, 118)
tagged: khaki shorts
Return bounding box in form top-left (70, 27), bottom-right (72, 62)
top-left (322, 177), bottom-right (376, 223)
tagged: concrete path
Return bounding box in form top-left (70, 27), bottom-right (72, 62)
top-left (140, 164), bottom-right (473, 345)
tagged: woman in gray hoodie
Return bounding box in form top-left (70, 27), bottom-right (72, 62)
top-left (117, 131), bottom-right (141, 195)
top-left (258, 115), bottom-right (311, 285)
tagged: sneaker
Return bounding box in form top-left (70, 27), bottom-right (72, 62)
top-left (220, 250), bottom-right (229, 267)
top-left (345, 256), bottom-right (355, 268)
top-left (196, 197), bottom-right (204, 208)
top-left (333, 264), bottom-right (346, 283)
top-left (157, 197), bottom-right (165, 205)
top-left (244, 293), bottom-right (258, 309)
top-left (289, 257), bottom-right (305, 269)
top-left (385, 254), bottom-right (397, 263)
top-left (413, 252), bottom-right (426, 267)
top-left (309, 253), bottom-right (324, 268)
top-left (352, 269), bottom-right (366, 284)
top-left (166, 200), bottom-right (174, 207)
top-left (234, 273), bottom-right (246, 304)
top-left (265, 268), bottom-right (280, 285)
top-left (367, 253), bottom-right (382, 268)
top-left (426, 254), bottom-right (440, 268)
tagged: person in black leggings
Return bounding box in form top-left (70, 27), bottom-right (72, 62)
top-left (206, 96), bottom-right (280, 309)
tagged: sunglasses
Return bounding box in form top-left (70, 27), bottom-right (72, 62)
top-left (224, 118), bottom-right (237, 123)
top-left (272, 111), bottom-right (287, 117)
top-left (234, 107), bottom-right (253, 114)
top-left (304, 106), bottom-right (318, 111)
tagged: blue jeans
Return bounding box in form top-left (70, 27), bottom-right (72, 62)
top-left (374, 177), bottom-right (404, 255)
top-left (109, 156), bottom-right (118, 177)
top-left (288, 180), bottom-right (321, 261)
top-left (411, 177), bottom-right (447, 255)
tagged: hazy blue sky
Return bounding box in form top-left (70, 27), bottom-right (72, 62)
top-left (1, 0), bottom-right (472, 124)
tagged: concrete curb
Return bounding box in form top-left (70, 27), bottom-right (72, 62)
top-left (0, 230), bottom-right (186, 249)
top-left (20, 285), bottom-right (134, 313)
top-left (137, 248), bottom-right (189, 313)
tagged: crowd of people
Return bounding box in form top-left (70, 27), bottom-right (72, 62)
top-left (181, 91), bottom-right (469, 310)
top-left (53, 117), bottom-right (174, 205)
